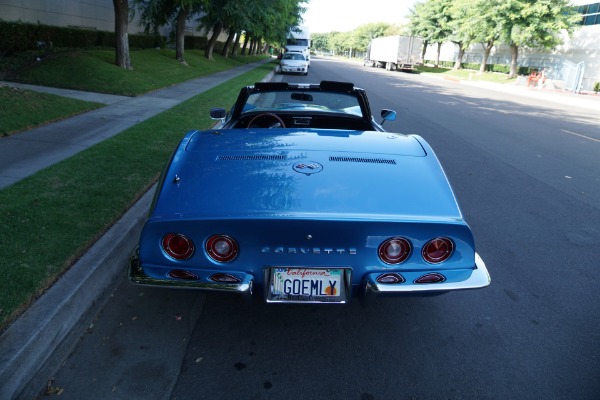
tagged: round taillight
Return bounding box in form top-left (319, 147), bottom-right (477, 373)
top-left (378, 237), bottom-right (411, 264)
top-left (422, 237), bottom-right (454, 264)
top-left (206, 235), bottom-right (239, 263)
top-left (162, 233), bottom-right (195, 260)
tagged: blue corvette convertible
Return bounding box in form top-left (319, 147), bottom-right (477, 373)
top-left (129, 81), bottom-right (490, 303)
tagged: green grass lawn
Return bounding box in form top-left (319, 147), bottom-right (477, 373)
top-left (415, 65), bottom-right (518, 84)
top-left (0, 48), bottom-right (269, 135)
top-left (11, 48), bottom-right (268, 96)
top-left (0, 60), bottom-right (276, 331)
top-left (0, 85), bottom-right (103, 136)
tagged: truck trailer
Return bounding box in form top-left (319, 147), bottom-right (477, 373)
top-left (364, 35), bottom-right (423, 71)
top-left (285, 25), bottom-right (311, 64)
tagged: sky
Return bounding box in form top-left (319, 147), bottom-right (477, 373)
top-left (301, 0), bottom-right (417, 33)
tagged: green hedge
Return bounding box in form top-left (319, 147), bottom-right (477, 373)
top-left (184, 36), bottom-right (208, 50)
top-left (424, 59), bottom-right (540, 75)
top-left (0, 20), bottom-right (165, 55)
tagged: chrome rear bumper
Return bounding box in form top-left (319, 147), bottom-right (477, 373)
top-left (129, 249), bottom-right (490, 302)
top-left (363, 253), bottom-right (491, 297)
top-left (128, 248), bottom-right (254, 297)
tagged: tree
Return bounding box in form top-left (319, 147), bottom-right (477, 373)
top-left (408, 0), bottom-right (453, 67)
top-left (448, 0), bottom-right (478, 70)
top-left (199, 0), bottom-right (237, 60)
top-left (498, 0), bottom-right (580, 78)
top-left (196, 0), bottom-right (304, 60)
top-left (133, 0), bottom-right (206, 64)
top-left (352, 23), bottom-right (394, 53)
top-left (205, 20), bottom-right (223, 60)
top-left (257, 0), bottom-right (306, 54)
top-left (231, 31), bottom-right (242, 56)
top-left (311, 33), bottom-right (329, 53)
top-left (173, 4), bottom-right (190, 63)
top-left (468, 0), bottom-right (504, 73)
top-left (113, 0), bottom-right (132, 70)
top-left (221, 30), bottom-right (236, 57)
top-left (410, 0), bottom-right (580, 75)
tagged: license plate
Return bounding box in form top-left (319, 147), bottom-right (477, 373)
top-left (267, 268), bottom-right (347, 303)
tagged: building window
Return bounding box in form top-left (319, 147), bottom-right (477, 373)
top-left (578, 3), bottom-right (600, 25)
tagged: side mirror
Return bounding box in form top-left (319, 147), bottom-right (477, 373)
top-left (380, 109), bottom-right (397, 125)
top-left (210, 108), bottom-right (227, 120)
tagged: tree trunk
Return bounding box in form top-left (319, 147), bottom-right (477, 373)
top-left (435, 42), bottom-right (441, 68)
top-left (453, 42), bottom-right (464, 70)
top-left (232, 31), bottom-right (241, 56)
top-left (205, 21), bottom-right (223, 60)
top-left (479, 41), bottom-right (494, 74)
top-left (221, 31), bottom-right (235, 57)
top-left (113, 0), bottom-right (132, 70)
top-left (241, 32), bottom-right (250, 56)
top-left (509, 43), bottom-right (519, 78)
top-left (175, 7), bottom-right (189, 64)
top-left (421, 39), bottom-right (428, 63)
top-left (250, 37), bottom-right (256, 55)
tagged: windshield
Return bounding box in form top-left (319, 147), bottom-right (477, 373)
top-left (282, 53), bottom-right (305, 61)
top-left (243, 90), bottom-right (363, 117)
top-left (286, 38), bottom-right (309, 46)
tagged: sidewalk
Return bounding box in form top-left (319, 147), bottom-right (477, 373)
top-left (0, 60), bottom-right (276, 400)
top-left (461, 78), bottom-right (600, 112)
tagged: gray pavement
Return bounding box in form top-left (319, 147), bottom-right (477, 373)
top-left (462, 78), bottom-right (600, 112)
top-left (0, 61), bottom-right (598, 399)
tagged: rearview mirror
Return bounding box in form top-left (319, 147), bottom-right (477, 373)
top-left (291, 93), bottom-right (313, 102)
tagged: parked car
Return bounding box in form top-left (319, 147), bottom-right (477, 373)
top-left (279, 52), bottom-right (309, 75)
top-left (129, 81), bottom-right (490, 304)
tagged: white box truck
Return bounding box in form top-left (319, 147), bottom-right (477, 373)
top-left (364, 35), bottom-right (423, 71)
top-left (285, 25), bottom-right (311, 64)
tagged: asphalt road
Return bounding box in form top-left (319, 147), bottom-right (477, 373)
top-left (43, 57), bottom-right (600, 400)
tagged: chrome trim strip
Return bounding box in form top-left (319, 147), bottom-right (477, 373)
top-left (128, 248), bottom-right (253, 296)
top-left (364, 252), bottom-right (491, 295)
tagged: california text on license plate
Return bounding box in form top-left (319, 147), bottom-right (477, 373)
top-left (268, 268), bottom-right (346, 303)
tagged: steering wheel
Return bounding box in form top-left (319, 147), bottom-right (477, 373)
top-left (246, 112), bottom-right (286, 128)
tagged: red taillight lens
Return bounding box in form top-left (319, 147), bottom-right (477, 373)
top-left (376, 273), bottom-right (405, 284)
top-left (206, 235), bottom-right (239, 263)
top-left (209, 273), bottom-right (242, 283)
top-left (415, 272), bottom-right (446, 284)
top-left (378, 237), bottom-right (411, 264)
top-left (162, 233), bottom-right (195, 260)
top-left (168, 270), bottom-right (199, 280)
top-left (422, 237), bottom-right (454, 264)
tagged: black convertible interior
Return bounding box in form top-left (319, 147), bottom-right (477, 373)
top-left (210, 81), bottom-right (396, 132)
top-left (234, 111), bottom-right (377, 130)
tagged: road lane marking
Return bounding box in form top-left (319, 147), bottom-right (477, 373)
top-left (561, 129), bottom-right (600, 143)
